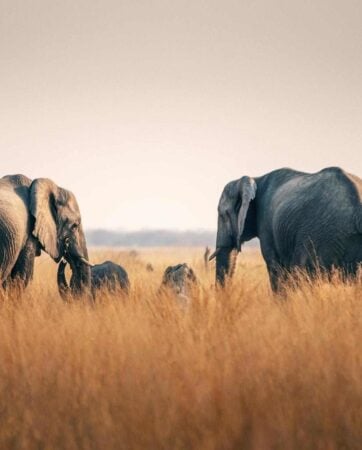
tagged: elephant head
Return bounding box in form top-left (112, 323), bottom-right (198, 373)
top-left (30, 178), bottom-right (92, 296)
top-left (210, 176), bottom-right (257, 285)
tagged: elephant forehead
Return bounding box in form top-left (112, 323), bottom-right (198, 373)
top-left (57, 210), bottom-right (81, 229)
top-left (60, 207), bottom-right (80, 223)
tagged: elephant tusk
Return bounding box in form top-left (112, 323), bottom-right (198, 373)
top-left (80, 257), bottom-right (94, 268)
top-left (209, 248), bottom-right (221, 261)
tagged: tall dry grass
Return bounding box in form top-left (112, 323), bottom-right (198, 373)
top-left (0, 248), bottom-right (361, 450)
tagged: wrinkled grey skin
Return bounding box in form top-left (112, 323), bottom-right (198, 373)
top-left (212, 167), bottom-right (362, 291)
top-left (0, 174), bottom-right (91, 295)
top-left (57, 259), bottom-right (129, 300)
top-left (161, 263), bottom-right (197, 307)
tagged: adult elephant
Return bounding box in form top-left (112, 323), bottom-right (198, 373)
top-left (0, 174), bottom-right (91, 295)
top-left (210, 167), bottom-right (362, 291)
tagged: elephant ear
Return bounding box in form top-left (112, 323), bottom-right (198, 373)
top-left (30, 178), bottom-right (60, 261)
top-left (237, 176), bottom-right (257, 248)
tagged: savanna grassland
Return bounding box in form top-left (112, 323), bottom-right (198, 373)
top-left (0, 248), bottom-right (361, 450)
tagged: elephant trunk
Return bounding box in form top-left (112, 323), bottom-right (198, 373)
top-left (68, 259), bottom-right (92, 298)
top-left (65, 226), bottom-right (92, 298)
top-left (213, 214), bottom-right (238, 286)
top-left (215, 247), bottom-right (234, 286)
top-left (57, 259), bottom-right (70, 300)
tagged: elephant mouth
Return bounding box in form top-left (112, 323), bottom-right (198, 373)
top-left (54, 255), bottom-right (63, 264)
top-left (61, 238), bottom-right (93, 267)
top-left (68, 255), bottom-right (93, 268)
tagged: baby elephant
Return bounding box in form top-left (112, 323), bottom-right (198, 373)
top-left (161, 263), bottom-right (197, 308)
top-left (57, 259), bottom-right (129, 300)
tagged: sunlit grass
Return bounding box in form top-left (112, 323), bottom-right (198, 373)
top-left (0, 248), bottom-right (360, 449)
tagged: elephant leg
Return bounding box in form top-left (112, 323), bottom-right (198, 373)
top-left (266, 262), bottom-right (287, 293)
top-left (9, 238), bottom-right (39, 288)
top-left (260, 242), bottom-right (286, 293)
top-left (0, 232), bottom-right (21, 289)
top-left (340, 235), bottom-right (362, 280)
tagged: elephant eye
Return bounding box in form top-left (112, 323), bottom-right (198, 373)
top-left (71, 222), bottom-right (79, 231)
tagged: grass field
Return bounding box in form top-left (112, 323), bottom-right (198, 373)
top-left (0, 248), bottom-right (361, 450)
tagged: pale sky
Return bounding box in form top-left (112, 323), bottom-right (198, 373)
top-left (1, 1), bottom-right (361, 230)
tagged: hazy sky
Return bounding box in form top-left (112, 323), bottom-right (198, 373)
top-left (1, 1), bottom-right (361, 230)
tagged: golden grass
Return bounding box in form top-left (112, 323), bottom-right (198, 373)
top-left (0, 248), bottom-right (361, 450)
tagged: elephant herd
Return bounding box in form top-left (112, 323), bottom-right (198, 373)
top-left (0, 167), bottom-right (361, 300)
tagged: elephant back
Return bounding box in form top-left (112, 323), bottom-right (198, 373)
top-left (1, 174), bottom-right (32, 188)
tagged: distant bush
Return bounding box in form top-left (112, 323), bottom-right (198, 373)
top-left (86, 228), bottom-right (216, 247)
top-left (86, 229), bottom-right (260, 248)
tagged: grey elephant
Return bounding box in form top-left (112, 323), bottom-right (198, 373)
top-left (210, 167), bottom-right (362, 291)
top-left (57, 259), bottom-right (129, 300)
top-left (161, 263), bottom-right (197, 307)
top-left (0, 174), bottom-right (91, 295)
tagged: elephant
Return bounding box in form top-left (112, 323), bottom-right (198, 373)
top-left (57, 259), bottom-right (130, 300)
top-left (161, 263), bottom-right (197, 308)
top-left (0, 174), bottom-right (91, 295)
top-left (210, 167), bottom-right (362, 291)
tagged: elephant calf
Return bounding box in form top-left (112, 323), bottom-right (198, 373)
top-left (58, 259), bottom-right (129, 300)
top-left (160, 263), bottom-right (197, 308)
